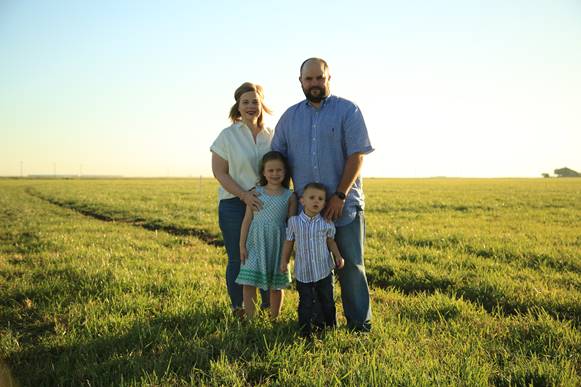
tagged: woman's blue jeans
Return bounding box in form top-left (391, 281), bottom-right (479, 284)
top-left (218, 198), bottom-right (269, 310)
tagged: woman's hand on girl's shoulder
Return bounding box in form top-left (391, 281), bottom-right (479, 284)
top-left (241, 190), bottom-right (262, 211)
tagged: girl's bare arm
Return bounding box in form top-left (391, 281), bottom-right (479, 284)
top-left (280, 240), bottom-right (294, 273)
top-left (239, 205), bottom-right (254, 263)
top-left (287, 192), bottom-right (298, 218)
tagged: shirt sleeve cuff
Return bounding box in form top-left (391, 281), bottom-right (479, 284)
top-left (347, 145), bottom-right (374, 157)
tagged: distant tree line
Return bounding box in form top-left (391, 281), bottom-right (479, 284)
top-left (542, 167), bottom-right (581, 178)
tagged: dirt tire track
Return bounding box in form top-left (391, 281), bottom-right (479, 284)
top-left (25, 187), bottom-right (224, 247)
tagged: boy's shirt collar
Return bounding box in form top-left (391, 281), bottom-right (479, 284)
top-left (299, 210), bottom-right (322, 222)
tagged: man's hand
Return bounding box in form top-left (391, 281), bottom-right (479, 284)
top-left (323, 195), bottom-right (345, 221)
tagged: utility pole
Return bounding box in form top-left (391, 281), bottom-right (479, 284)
top-left (198, 175), bottom-right (203, 218)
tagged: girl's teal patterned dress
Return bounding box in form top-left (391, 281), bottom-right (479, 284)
top-left (236, 186), bottom-right (292, 290)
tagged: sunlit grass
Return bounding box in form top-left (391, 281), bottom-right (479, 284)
top-left (0, 178), bottom-right (579, 385)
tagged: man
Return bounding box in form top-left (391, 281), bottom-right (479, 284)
top-left (272, 57), bottom-right (373, 332)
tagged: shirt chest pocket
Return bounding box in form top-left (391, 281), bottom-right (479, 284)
top-left (319, 118), bottom-right (342, 141)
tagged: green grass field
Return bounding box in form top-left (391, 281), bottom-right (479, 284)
top-left (1, 178), bottom-right (579, 386)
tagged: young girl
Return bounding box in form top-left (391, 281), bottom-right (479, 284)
top-left (236, 151), bottom-right (297, 319)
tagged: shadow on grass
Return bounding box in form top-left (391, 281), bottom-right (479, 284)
top-left (366, 266), bottom-right (580, 325)
top-left (393, 234), bottom-right (580, 273)
top-left (6, 304), bottom-right (300, 386)
top-left (0, 267), bottom-right (118, 349)
top-left (1, 261), bottom-right (302, 385)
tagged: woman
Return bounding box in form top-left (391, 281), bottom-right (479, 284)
top-left (210, 82), bottom-right (273, 319)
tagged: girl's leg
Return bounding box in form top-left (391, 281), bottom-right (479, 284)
top-left (269, 289), bottom-right (284, 320)
top-left (259, 288), bottom-right (270, 310)
top-left (243, 285), bottom-right (258, 319)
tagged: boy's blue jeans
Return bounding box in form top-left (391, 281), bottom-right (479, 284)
top-left (218, 198), bottom-right (269, 310)
top-left (297, 273), bottom-right (336, 337)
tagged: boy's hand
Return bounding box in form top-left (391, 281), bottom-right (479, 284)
top-left (280, 261), bottom-right (288, 273)
top-left (335, 256), bottom-right (345, 270)
top-left (240, 246), bottom-right (248, 264)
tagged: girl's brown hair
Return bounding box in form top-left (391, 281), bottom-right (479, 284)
top-left (228, 82), bottom-right (272, 128)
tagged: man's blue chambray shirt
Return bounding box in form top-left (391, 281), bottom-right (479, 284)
top-left (272, 95), bottom-right (374, 227)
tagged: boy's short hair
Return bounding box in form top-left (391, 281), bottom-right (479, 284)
top-left (302, 182), bottom-right (327, 195)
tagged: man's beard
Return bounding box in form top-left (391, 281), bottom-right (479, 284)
top-left (303, 86), bottom-right (327, 103)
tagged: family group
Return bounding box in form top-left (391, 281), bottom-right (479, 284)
top-left (211, 58), bottom-right (373, 338)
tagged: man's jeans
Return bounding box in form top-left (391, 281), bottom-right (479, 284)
top-left (335, 208), bottom-right (372, 331)
top-left (218, 198), bottom-right (269, 310)
top-left (296, 273), bottom-right (336, 337)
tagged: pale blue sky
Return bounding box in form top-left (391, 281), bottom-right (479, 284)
top-left (1, 0), bottom-right (580, 177)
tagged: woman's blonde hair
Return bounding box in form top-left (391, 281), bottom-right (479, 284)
top-left (228, 82), bottom-right (272, 128)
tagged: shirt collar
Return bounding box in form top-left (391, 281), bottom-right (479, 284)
top-left (303, 94), bottom-right (334, 109)
top-left (237, 121), bottom-right (253, 131)
top-left (299, 211), bottom-right (322, 222)
top-left (236, 121), bottom-right (271, 137)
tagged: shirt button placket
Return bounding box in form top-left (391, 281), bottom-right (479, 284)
top-left (312, 112), bottom-right (319, 181)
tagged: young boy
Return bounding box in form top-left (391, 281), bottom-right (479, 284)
top-left (280, 182), bottom-right (345, 338)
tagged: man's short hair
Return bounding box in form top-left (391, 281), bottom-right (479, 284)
top-left (299, 57), bottom-right (329, 76)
